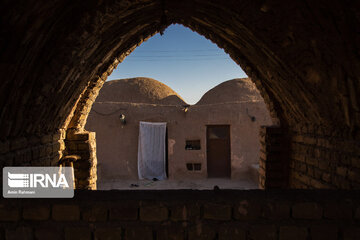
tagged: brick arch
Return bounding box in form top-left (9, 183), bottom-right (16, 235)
top-left (3, 0), bottom-right (357, 138)
top-left (66, 8), bottom-right (285, 135)
top-left (67, 24), bottom-right (283, 134)
top-left (1, 0), bottom-right (360, 189)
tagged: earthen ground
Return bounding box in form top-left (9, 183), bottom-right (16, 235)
top-left (97, 178), bottom-right (258, 190)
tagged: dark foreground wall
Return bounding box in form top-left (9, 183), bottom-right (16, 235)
top-left (1, 190), bottom-right (360, 240)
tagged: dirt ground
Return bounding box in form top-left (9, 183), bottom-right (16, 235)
top-left (97, 178), bottom-right (258, 190)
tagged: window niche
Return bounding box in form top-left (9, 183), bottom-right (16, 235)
top-left (186, 163), bottom-right (202, 171)
top-left (185, 140), bottom-right (201, 150)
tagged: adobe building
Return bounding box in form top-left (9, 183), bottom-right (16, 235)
top-left (1, 1), bottom-right (360, 239)
top-left (85, 77), bottom-right (274, 185)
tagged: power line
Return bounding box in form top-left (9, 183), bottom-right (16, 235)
top-left (136, 49), bottom-right (221, 52)
top-left (124, 58), bottom-right (230, 62)
top-left (130, 54), bottom-right (225, 58)
top-left (91, 107), bottom-right (125, 116)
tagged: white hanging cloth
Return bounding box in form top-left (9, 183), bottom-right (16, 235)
top-left (137, 121), bottom-right (167, 180)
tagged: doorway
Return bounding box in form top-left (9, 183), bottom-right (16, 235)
top-left (206, 125), bottom-right (231, 178)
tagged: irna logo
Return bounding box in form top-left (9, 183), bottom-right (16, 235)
top-left (7, 172), bottom-right (69, 188)
top-left (3, 167), bottom-right (74, 198)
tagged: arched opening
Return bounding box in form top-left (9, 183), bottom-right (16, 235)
top-left (60, 3), bottom-right (288, 189)
top-left (83, 24), bottom-right (276, 189)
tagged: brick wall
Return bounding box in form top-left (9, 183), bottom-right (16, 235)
top-left (259, 126), bottom-right (290, 189)
top-left (0, 190), bottom-right (359, 240)
top-left (65, 131), bottom-right (97, 190)
top-left (0, 130), bottom-right (66, 169)
top-left (0, 129), bottom-right (97, 190)
top-left (289, 124), bottom-right (360, 189)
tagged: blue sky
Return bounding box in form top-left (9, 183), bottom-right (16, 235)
top-left (108, 24), bottom-right (247, 104)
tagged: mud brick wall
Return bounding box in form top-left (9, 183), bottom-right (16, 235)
top-left (0, 129), bottom-right (97, 190)
top-left (259, 126), bottom-right (290, 189)
top-left (289, 125), bottom-right (360, 189)
top-left (65, 132), bottom-right (97, 190)
top-left (0, 190), bottom-right (360, 240)
top-left (0, 130), bottom-right (66, 170)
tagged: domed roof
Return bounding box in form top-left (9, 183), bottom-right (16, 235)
top-left (196, 78), bottom-right (262, 105)
top-left (96, 77), bottom-right (186, 105)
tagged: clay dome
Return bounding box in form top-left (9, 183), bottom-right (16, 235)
top-left (96, 77), bottom-right (186, 105)
top-left (196, 78), bottom-right (262, 105)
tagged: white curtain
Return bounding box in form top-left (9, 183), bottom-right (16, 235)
top-left (138, 121), bottom-right (167, 180)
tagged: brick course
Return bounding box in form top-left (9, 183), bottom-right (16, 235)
top-left (0, 190), bottom-right (357, 239)
top-left (289, 124), bottom-right (360, 189)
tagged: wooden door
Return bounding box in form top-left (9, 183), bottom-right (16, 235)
top-left (206, 125), bottom-right (231, 178)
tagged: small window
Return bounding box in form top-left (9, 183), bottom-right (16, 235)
top-left (185, 140), bottom-right (201, 150)
top-left (186, 163), bottom-right (193, 171)
top-left (186, 163), bottom-right (201, 172)
top-left (193, 163), bottom-right (201, 171)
